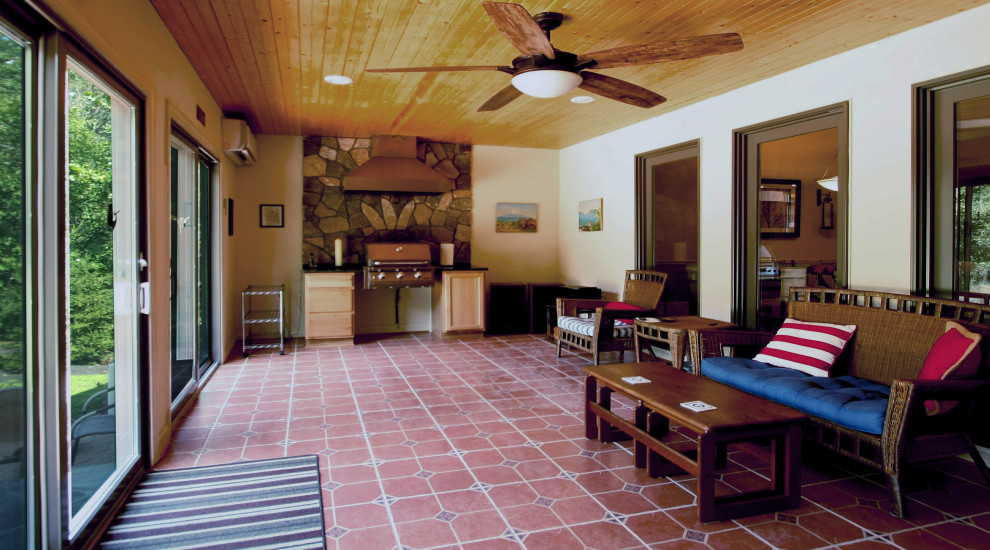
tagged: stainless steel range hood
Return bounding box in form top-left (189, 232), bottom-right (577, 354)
top-left (344, 135), bottom-right (453, 193)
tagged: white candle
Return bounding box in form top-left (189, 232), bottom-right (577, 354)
top-left (334, 238), bottom-right (343, 266)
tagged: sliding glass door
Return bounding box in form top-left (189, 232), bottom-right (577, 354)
top-left (930, 79), bottom-right (990, 297)
top-left (0, 24), bottom-right (28, 548)
top-left (0, 6), bottom-right (148, 546)
top-left (65, 60), bottom-right (141, 533)
top-left (170, 136), bottom-right (213, 406)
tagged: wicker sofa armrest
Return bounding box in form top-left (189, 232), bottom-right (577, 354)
top-left (698, 329), bottom-right (774, 360)
top-left (557, 298), bottom-right (609, 317)
top-left (883, 378), bottom-right (990, 452)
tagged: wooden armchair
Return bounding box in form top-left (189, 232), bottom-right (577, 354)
top-left (555, 270), bottom-right (667, 365)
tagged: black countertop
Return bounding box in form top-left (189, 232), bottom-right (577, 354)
top-left (302, 263), bottom-right (487, 273)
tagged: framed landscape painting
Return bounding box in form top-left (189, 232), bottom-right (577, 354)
top-left (496, 202), bottom-right (538, 233)
top-left (578, 198), bottom-right (603, 231)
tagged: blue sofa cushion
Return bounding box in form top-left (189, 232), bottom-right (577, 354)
top-left (701, 356), bottom-right (890, 435)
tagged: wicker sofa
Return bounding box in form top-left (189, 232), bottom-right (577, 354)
top-left (698, 287), bottom-right (990, 517)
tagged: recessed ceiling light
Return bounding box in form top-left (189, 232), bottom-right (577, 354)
top-left (324, 74), bottom-right (353, 85)
top-left (570, 95), bottom-right (595, 104)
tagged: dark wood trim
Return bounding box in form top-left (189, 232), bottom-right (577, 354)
top-left (912, 65), bottom-right (990, 296)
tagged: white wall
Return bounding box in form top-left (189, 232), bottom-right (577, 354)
top-left (559, 3), bottom-right (990, 318)
top-left (473, 146), bottom-right (561, 284)
top-left (232, 135), bottom-right (305, 336)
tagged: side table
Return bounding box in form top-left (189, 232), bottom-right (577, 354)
top-left (634, 316), bottom-right (736, 373)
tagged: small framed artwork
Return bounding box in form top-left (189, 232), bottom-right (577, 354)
top-left (578, 198), bottom-right (603, 231)
top-left (495, 202), bottom-right (538, 233)
top-left (259, 204), bottom-right (284, 228)
top-left (759, 179), bottom-right (800, 237)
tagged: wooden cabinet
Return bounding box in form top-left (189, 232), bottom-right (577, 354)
top-left (304, 272), bottom-right (355, 343)
top-left (440, 271), bottom-right (486, 333)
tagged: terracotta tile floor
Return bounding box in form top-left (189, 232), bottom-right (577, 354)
top-left (159, 333), bottom-right (990, 549)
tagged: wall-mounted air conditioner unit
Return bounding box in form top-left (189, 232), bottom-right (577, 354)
top-left (221, 118), bottom-right (257, 166)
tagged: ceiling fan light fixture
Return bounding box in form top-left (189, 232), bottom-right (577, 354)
top-left (511, 70), bottom-right (582, 98)
top-left (324, 74), bottom-right (353, 85)
top-left (570, 95), bottom-right (595, 104)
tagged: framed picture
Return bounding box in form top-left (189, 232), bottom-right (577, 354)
top-left (259, 204), bottom-right (284, 228)
top-left (578, 198), bottom-right (603, 231)
top-left (760, 179), bottom-right (800, 237)
top-left (495, 202), bottom-right (538, 233)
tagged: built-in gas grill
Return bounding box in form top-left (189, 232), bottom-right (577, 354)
top-left (364, 242), bottom-right (435, 289)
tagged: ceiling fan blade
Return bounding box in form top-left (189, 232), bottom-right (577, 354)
top-left (578, 72), bottom-right (666, 108)
top-left (482, 2), bottom-right (555, 58)
top-left (580, 33), bottom-right (744, 69)
top-left (478, 84), bottom-right (523, 112)
top-left (366, 65), bottom-right (510, 73)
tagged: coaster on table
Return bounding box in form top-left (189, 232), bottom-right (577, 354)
top-left (680, 400), bottom-right (716, 412)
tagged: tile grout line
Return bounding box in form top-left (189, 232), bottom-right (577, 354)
top-left (336, 341), bottom-right (406, 547)
top-left (410, 334), bottom-right (659, 548)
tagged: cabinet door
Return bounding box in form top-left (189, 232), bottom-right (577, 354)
top-left (443, 271), bottom-right (486, 332)
top-left (305, 273), bottom-right (355, 339)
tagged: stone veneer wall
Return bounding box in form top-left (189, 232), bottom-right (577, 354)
top-left (302, 137), bottom-right (472, 265)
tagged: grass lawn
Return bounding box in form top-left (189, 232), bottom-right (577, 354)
top-left (0, 372), bottom-right (108, 419)
top-left (70, 374), bottom-right (108, 420)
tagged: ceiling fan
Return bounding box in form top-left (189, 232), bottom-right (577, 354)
top-left (366, 1), bottom-right (744, 112)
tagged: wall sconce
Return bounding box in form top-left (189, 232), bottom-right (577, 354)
top-left (817, 189), bottom-right (834, 229)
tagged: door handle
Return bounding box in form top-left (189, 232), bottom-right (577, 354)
top-left (139, 282), bottom-right (151, 314)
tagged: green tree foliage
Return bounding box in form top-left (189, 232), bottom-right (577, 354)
top-left (67, 71), bottom-right (114, 366)
top-left (0, 36), bottom-right (25, 375)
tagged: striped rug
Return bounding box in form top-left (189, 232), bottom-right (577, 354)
top-left (101, 455), bottom-right (326, 549)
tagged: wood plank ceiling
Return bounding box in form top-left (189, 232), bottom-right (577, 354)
top-left (150, 0), bottom-right (989, 149)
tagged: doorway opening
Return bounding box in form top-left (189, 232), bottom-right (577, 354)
top-left (733, 104), bottom-right (848, 330)
top-left (636, 141), bottom-right (700, 315)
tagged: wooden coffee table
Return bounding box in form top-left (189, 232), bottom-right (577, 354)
top-left (584, 362), bottom-right (806, 523)
top-left (634, 316), bottom-right (736, 373)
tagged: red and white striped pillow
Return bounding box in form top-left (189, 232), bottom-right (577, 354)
top-left (754, 318), bottom-right (858, 376)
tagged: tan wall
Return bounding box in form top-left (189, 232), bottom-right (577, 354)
top-left (472, 145), bottom-right (560, 285)
top-left (43, 0), bottom-right (233, 463)
top-left (232, 135), bottom-right (305, 336)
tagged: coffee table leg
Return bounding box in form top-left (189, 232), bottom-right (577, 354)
top-left (645, 411), bottom-right (671, 477)
top-left (774, 423), bottom-right (803, 508)
top-left (585, 375), bottom-right (598, 440)
top-left (697, 434), bottom-right (717, 523)
top-left (599, 387), bottom-right (614, 443)
top-left (634, 403), bottom-right (648, 469)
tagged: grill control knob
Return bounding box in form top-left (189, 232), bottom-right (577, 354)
top-left (414, 272), bottom-right (422, 279)
top-left (376, 273), bottom-right (385, 280)
top-left (395, 272), bottom-right (404, 279)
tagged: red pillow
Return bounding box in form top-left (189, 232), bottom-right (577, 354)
top-left (605, 301), bottom-right (648, 324)
top-left (918, 321), bottom-right (982, 415)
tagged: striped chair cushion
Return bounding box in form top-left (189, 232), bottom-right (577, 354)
top-left (557, 316), bottom-right (635, 338)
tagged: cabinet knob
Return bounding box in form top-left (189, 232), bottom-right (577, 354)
top-left (414, 272), bottom-right (422, 279)
top-left (396, 272), bottom-right (404, 279)
top-left (377, 273), bottom-right (385, 280)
